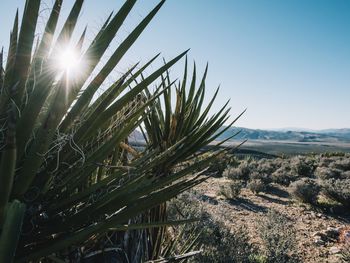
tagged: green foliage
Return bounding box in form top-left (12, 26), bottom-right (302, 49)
top-left (139, 54), bottom-right (242, 260)
top-left (0, 1), bottom-right (238, 261)
top-left (0, 200), bottom-right (25, 263)
top-left (259, 210), bottom-right (300, 263)
top-left (289, 178), bottom-right (320, 205)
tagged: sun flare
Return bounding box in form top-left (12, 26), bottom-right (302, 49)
top-left (57, 48), bottom-right (80, 73)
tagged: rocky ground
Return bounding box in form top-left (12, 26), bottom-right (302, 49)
top-left (190, 177), bottom-right (350, 263)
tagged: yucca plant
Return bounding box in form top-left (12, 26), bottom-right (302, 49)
top-left (0, 0), bottom-right (241, 262)
top-left (135, 61), bottom-right (244, 261)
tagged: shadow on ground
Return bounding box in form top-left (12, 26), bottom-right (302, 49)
top-left (317, 204), bottom-right (350, 224)
top-left (228, 197), bottom-right (267, 213)
top-left (258, 194), bottom-right (290, 205)
top-left (266, 185), bottom-right (290, 198)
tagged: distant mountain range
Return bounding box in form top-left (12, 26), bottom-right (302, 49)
top-left (130, 127), bottom-right (350, 144)
top-left (218, 127), bottom-right (350, 143)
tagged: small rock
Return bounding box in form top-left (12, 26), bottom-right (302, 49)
top-left (316, 213), bottom-right (323, 218)
top-left (314, 236), bottom-right (325, 246)
top-left (329, 246), bottom-right (341, 254)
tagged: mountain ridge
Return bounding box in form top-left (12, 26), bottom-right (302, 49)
top-left (219, 127), bottom-right (350, 142)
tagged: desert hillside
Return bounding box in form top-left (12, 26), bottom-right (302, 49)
top-left (169, 153), bottom-right (350, 263)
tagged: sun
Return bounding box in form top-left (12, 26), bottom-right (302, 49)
top-left (53, 45), bottom-right (86, 83)
top-left (57, 48), bottom-right (81, 73)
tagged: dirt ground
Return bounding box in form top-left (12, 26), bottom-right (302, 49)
top-left (191, 177), bottom-right (350, 263)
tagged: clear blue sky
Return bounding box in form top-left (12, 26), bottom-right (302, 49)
top-left (1, 0), bottom-right (349, 130)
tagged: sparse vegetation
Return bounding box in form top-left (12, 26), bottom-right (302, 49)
top-left (259, 210), bottom-right (300, 263)
top-left (169, 192), bottom-right (261, 263)
top-left (194, 223), bottom-right (258, 263)
top-left (166, 153), bottom-right (350, 262)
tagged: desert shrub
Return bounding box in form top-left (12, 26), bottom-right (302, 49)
top-left (289, 178), bottom-right (320, 205)
top-left (256, 159), bottom-right (277, 175)
top-left (168, 191), bottom-right (203, 219)
top-left (208, 157), bottom-right (230, 177)
top-left (248, 179), bottom-right (267, 194)
top-left (318, 156), bottom-right (335, 167)
top-left (222, 166), bottom-right (236, 178)
top-left (290, 156), bottom-right (314, 177)
top-left (330, 158), bottom-right (350, 171)
top-left (314, 167), bottom-right (342, 180)
top-left (271, 165), bottom-right (296, 186)
top-left (218, 180), bottom-right (243, 199)
top-left (193, 223), bottom-right (258, 263)
top-left (223, 160), bottom-right (252, 181)
top-left (321, 179), bottom-right (350, 208)
top-left (205, 153), bottom-right (238, 177)
top-left (250, 171), bottom-right (272, 184)
top-left (168, 193), bottom-right (259, 263)
top-left (259, 210), bottom-right (300, 263)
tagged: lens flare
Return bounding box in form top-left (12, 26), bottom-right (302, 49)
top-left (57, 48), bottom-right (80, 73)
